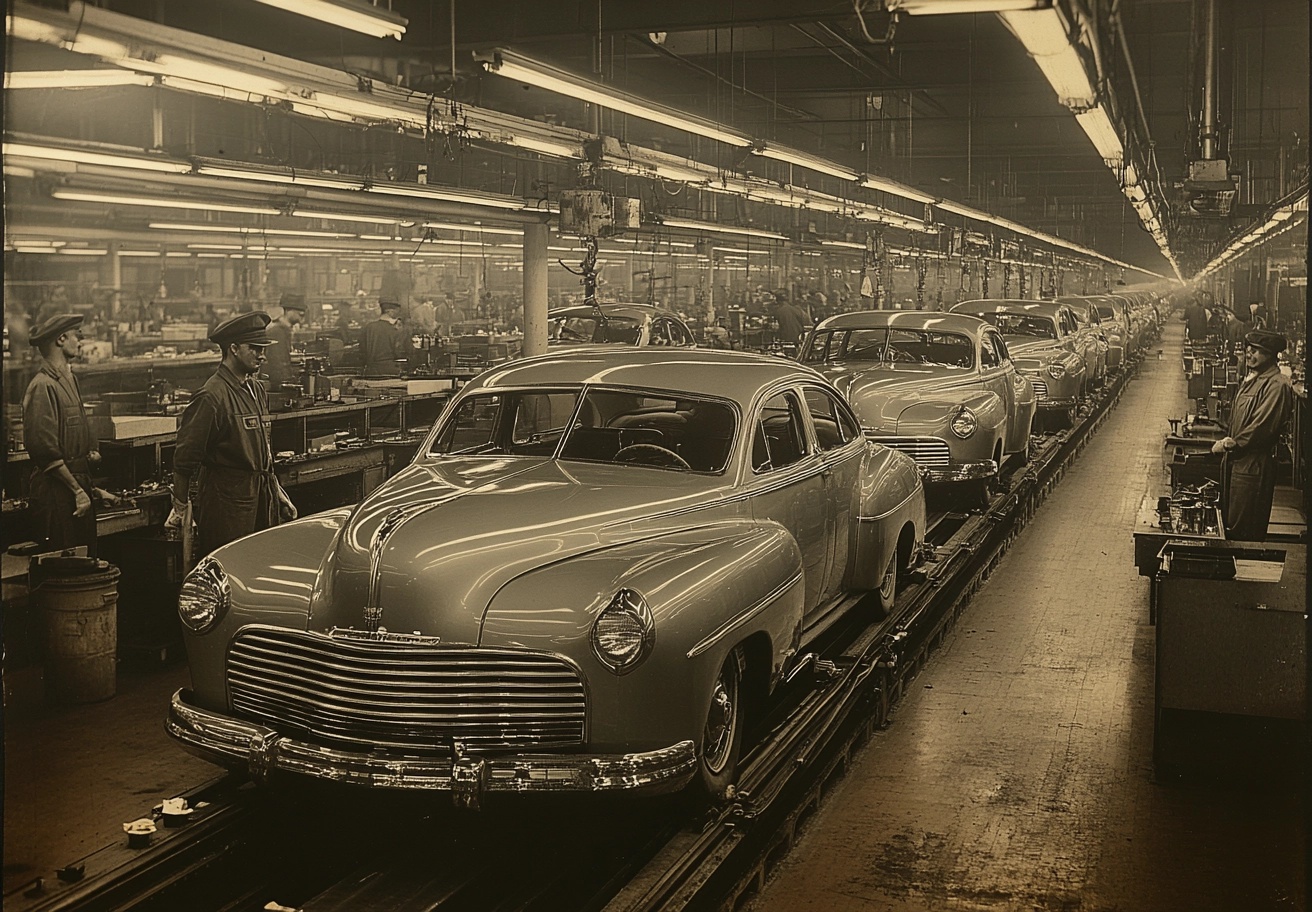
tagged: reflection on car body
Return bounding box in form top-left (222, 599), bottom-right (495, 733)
top-left (548, 302), bottom-right (696, 347)
top-left (167, 347), bottom-right (926, 806)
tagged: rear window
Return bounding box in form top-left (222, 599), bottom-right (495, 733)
top-left (549, 314), bottom-right (642, 345)
top-left (975, 313), bottom-right (1057, 339)
top-left (801, 327), bottom-right (974, 368)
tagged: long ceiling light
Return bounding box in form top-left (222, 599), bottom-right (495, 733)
top-left (4, 140), bottom-right (193, 173)
top-left (1074, 105), bottom-right (1124, 166)
top-left (656, 216), bottom-right (787, 241)
top-left (998, 7), bottom-right (1096, 109)
top-left (861, 174), bottom-right (937, 206)
top-left (148, 222), bottom-right (354, 238)
top-left (5, 69), bottom-right (154, 89)
top-left (246, 0), bottom-right (407, 39)
top-left (888, 0), bottom-right (1051, 12)
top-left (50, 189), bottom-right (281, 215)
top-left (423, 221), bottom-right (523, 236)
top-left (752, 143), bottom-right (860, 182)
top-left (1195, 188), bottom-right (1308, 278)
top-left (477, 48), bottom-right (753, 149)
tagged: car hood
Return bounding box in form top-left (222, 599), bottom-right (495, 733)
top-left (816, 362), bottom-right (974, 430)
top-left (307, 458), bottom-right (727, 643)
top-left (1003, 337), bottom-right (1066, 368)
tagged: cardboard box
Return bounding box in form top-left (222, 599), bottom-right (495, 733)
top-left (89, 415), bottom-right (177, 440)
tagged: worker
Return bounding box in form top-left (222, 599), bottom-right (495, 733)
top-left (1183, 296), bottom-right (1209, 343)
top-left (360, 296), bottom-right (407, 378)
top-left (21, 314), bottom-right (116, 557)
top-left (1211, 329), bottom-right (1295, 540)
top-left (263, 292), bottom-right (306, 391)
top-left (771, 293), bottom-right (812, 345)
top-left (166, 312), bottom-right (296, 558)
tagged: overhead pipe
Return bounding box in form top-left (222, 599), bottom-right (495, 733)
top-left (1201, 0), bottom-right (1219, 160)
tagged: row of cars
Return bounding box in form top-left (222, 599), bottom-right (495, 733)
top-left (167, 292), bottom-right (1163, 804)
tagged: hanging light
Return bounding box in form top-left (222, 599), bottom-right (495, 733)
top-left (246, 0), bottom-right (407, 39)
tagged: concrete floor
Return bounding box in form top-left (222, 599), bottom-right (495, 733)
top-left (3, 322), bottom-right (1304, 909)
top-left (750, 323), bottom-right (1305, 912)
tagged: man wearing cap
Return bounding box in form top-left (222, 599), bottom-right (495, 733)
top-left (263, 293), bottom-right (307, 391)
top-left (166, 312), bottom-right (296, 558)
top-left (360, 296), bottom-right (407, 378)
top-left (1211, 329), bottom-right (1296, 540)
top-left (21, 314), bottom-right (108, 556)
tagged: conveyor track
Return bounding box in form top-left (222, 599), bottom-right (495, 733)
top-left (8, 355), bottom-right (1141, 912)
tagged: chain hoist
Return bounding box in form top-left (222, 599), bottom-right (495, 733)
top-left (981, 258), bottom-right (991, 299)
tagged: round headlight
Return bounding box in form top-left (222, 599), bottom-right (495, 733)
top-left (949, 406), bottom-right (978, 439)
top-left (178, 556), bottom-right (230, 633)
top-left (1046, 363), bottom-right (1067, 379)
top-left (592, 588), bottom-right (655, 674)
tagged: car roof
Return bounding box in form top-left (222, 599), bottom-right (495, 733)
top-left (814, 310), bottom-right (988, 336)
top-left (548, 302), bottom-right (680, 320)
top-left (950, 299), bottom-right (1064, 318)
top-left (465, 346), bottom-right (828, 405)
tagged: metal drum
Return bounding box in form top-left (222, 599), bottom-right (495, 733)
top-left (39, 558), bottom-right (120, 703)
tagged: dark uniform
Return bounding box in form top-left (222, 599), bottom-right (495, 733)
top-left (262, 293), bottom-right (306, 391)
top-left (173, 314), bottom-right (282, 557)
top-left (1184, 300), bottom-right (1209, 342)
top-left (22, 316), bottom-right (99, 555)
top-left (360, 299), bottom-right (406, 378)
top-left (1221, 333), bottom-right (1295, 541)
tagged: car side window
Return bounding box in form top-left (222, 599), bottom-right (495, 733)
top-left (803, 386), bottom-right (857, 452)
top-left (649, 319), bottom-right (671, 346)
top-left (979, 335), bottom-right (1000, 368)
top-left (668, 320), bottom-right (693, 346)
top-left (752, 391), bottom-right (808, 473)
top-left (988, 331), bottom-right (1011, 363)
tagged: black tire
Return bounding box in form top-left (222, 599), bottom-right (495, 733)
top-left (698, 649), bottom-right (744, 799)
top-left (968, 477), bottom-right (992, 511)
top-left (876, 545), bottom-right (898, 616)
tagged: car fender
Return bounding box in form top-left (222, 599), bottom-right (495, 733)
top-left (851, 445), bottom-right (925, 589)
top-left (480, 521), bottom-right (804, 753)
top-left (895, 390), bottom-right (1006, 456)
top-left (183, 508), bottom-right (352, 710)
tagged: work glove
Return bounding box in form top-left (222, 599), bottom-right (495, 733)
top-left (277, 484), bottom-right (298, 522)
top-left (164, 499), bottom-right (188, 531)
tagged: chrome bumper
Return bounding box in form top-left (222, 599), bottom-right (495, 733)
top-left (168, 689), bottom-right (697, 807)
top-left (1035, 397), bottom-right (1078, 409)
top-left (920, 459), bottom-right (997, 483)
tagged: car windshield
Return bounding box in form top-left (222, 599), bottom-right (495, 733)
top-left (429, 386), bottom-right (737, 473)
top-left (973, 312), bottom-right (1058, 339)
top-left (549, 313), bottom-right (642, 345)
top-left (801, 328), bottom-right (974, 368)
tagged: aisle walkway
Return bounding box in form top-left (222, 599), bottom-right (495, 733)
top-left (751, 323), bottom-right (1305, 912)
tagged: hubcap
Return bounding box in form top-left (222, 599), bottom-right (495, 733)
top-left (703, 667), bottom-right (737, 774)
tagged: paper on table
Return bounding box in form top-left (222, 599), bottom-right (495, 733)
top-left (1232, 559), bottom-right (1285, 583)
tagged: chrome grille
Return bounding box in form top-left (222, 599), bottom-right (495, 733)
top-left (867, 436), bottom-right (951, 467)
top-left (227, 628), bottom-right (586, 753)
top-left (1026, 376), bottom-right (1049, 400)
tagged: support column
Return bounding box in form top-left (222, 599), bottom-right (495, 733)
top-left (522, 222), bottom-right (549, 356)
top-left (105, 242), bottom-right (123, 318)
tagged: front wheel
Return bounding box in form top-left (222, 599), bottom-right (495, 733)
top-left (698, 649), bottom-right (744, 799)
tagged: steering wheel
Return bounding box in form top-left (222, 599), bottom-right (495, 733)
top-left (613, 444), bottom-right (691, 469)
top-left (886, 348), bottom-right (917, 363)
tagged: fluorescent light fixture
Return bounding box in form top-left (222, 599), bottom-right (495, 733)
top-left (1074, 105), bottom-right (1123, 165)
top-left (148, 222), bottom-right (353, 238)
top-left (4, 141), bottom-right (192, 173)
top-left (753, 143), bottom-right (859, 182)
top-left (58, 248), bottom-right (109, 256)
top-left (116, 250), bottom-right (167, 257)
top-left (935, 199), bottom-right (989, 221)
top-left (127, 55), bottom-right (286, 97)
top-left (820, 240), bottom-right (868, 250)
top-left (711, 247), bottom-right (774, 256)
top-left (656, 216), bottom-right (787, 241)
top-left (247, 0), bottom-right (407, 39)
top-left (861, 174), bottom-right (937, 205)
top-left (999, 8), bottom-right (1096, 109)
top-left (502, 134), bottom-right (581, 159)
top-left (888, 0), bottom-right (1050, 12)
top-left (478, 48), bottom-right (753, 148)
top-left (51, 190), bottom-right (281, 215)
top-left (294, 211), bottom-right (408, 225)
top-left (5, 69), bottom-right (155, 89)
top-left (195, 163), bottom-right (355, 189)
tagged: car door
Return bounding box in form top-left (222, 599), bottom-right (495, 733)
top-left (977, 327), bottom-right (1013, 429)
top-left (747, 388), bottom-right (830, 614)
top-left (989, 330), bottom-right (1032, 452)
top-left (801, 383), bottom-right (863, 598)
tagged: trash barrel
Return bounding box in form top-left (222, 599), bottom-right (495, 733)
top-left (38, 557), bottom-right (120, 703)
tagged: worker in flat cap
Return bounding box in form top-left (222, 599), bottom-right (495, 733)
top-left (262, 293), bottom-right (307, 391)
top-left (21, 313), bottom-right (116, 556)
top-left (166, 312), bottom-right (296, 558)
top-left (360, 295), bottom-right (409, 379)
top-left (1211, 328), bottom-right (1295, 540)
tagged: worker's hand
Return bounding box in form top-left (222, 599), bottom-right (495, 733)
top-left (277, 485), bottom-right (298, 522)
top-left (88, 450), bottom-right (102, 467)
top-left (72, 487), bottom-right (92, 518)
top-left (93, 487), bottom-right (122, 507)
top-left (164, 499), bottom-right (188, 531)
top-left (1211, 437), bottom-right (1235, 455)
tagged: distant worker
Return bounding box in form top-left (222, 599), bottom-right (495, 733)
top-left (361, 296), bottom-right (407, 378)
top-left (1183, 297), bottom-right (1209, 342)
top-left (167, 312), bottom-right (296, 558)
top-left (22, 314), bottom-right (116, 557)
top-left (263, 292), bottom-right (306, 391)
top-left (1211, 329), bottom-right (1295, 540)
top-left (771, 294), bottom-right (812, 345)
